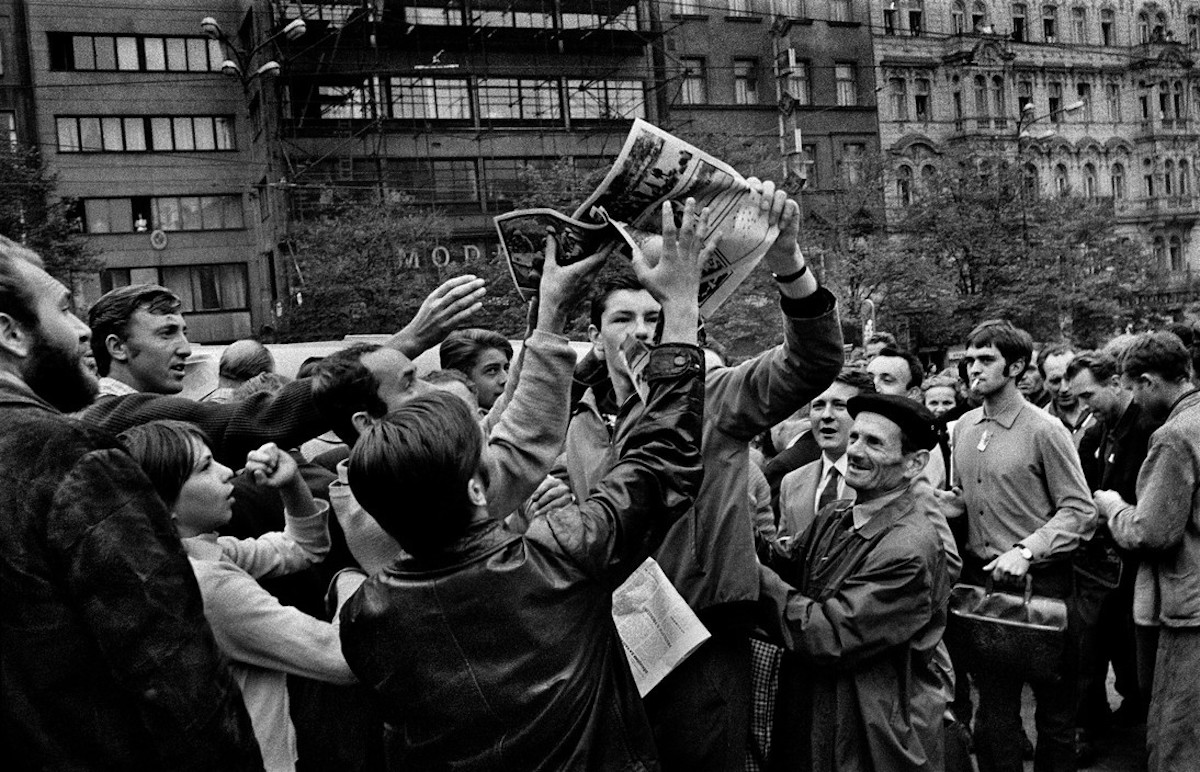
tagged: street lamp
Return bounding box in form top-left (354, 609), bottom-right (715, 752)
top-left (200, 15), bottom-right (305, 88)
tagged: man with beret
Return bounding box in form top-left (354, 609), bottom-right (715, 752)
top-left (759, 393), bottom-right (951, 772)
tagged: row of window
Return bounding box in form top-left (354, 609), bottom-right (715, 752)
top-left (677, 58), bottom-right (762, 105)
top-left (56, 116), bottom-right (236, 153)
top-left (878, 75), bottom-right (1200, 126)
top-left (406, 2), bottom-right (637, 29)
top-left (48, 32), bottom-right (225, 73)
top-left (877, 1), bottom-right (1200, 48)
top-left (673, 0), bottom-right (771, 18)
top-left (297, 77), bottom-right (645, 123)
top-left (1151, 234), bottom-right (1189, 272)
top-left (78, 194), bottom-right (245, 234)
top-left (789, 142), bottom-right (869, 189)
top-left (893, 158), bottom-right (1194, 205)
top-left (783, 61), bottom-right (864, 107)
top-left (102, 264), bottom-right (249, 313)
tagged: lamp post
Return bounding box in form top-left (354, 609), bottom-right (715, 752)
top-left (201, 13), bottom-right (306, 325)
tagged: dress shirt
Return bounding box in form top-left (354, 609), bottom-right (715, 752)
top-left (952, 389), bottom-right (1096, 562)
top-left (814, 452), bottom-right (849, 512)
top-left (97, 376), bottom-right (138, 397)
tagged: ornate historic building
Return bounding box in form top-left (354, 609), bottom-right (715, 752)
top-left (872, 0), bottom-right (1200, 306)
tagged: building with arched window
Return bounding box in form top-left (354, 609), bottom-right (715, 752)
top-left (871, 0), bottom-right (1199, 308)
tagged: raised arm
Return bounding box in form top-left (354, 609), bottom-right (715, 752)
top-left (707, 181), bottom-right (843, 441)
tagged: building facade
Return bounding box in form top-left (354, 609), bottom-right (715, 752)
top-left (871, 0), bottom-right (1200, 310)
top-left (20, 0), bottom-right (267, 342)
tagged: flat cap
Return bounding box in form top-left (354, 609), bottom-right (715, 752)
top-left (847, 393), bottom-right (939, 451)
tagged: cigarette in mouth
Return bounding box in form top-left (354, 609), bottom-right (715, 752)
top-left (970, 377), bottom-right (981, 389)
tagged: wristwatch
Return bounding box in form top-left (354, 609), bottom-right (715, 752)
top-left (1014, 544), bottom-right (1034, 561)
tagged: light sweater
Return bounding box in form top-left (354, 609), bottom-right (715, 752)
top-left (182, 500), bottom-right (356, 772)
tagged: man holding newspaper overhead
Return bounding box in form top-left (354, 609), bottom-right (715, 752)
top-left (548, 155), bottom-right (843, 768)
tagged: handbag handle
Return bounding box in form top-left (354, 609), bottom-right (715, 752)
top-left (983, 574), bottom-right (1035, 608)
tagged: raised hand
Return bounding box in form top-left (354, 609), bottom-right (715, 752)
top-left (632, 198), bottom-right (713, 345)
top-left (244, 442), bottom-right (297, 488)
top-left (536, 235), bottom-right (610, 334)
top-left (389, 274), bottom-right (488, 357)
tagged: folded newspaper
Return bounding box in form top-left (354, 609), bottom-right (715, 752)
top-left (494, 119), bottom-right (780, 317)
top-left (612, 557), bottom-right (710, 697)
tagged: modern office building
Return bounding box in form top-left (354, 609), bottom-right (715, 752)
top-left (871, 0), bottom-right (1200, 310)
top-left (0, 0), bottom-right (34, 147)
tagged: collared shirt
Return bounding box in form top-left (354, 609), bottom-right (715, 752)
top-left (1044, 400), bottom-right (1096, 450)
top-left (851, 486), bottom-right (907, 530)
top-left (814, 452), bottom-right (849, 511)
top-left (952, 389), bottom-right (1096, 562)
top-left (97, 376), bottom-right (139, 397)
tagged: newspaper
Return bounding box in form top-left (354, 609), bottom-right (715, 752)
top-left (612, 558), bottom-right (711, 697)
top-left (494, 119), bottom-right (780, 315)
top-left (493, 208), bottom-right (615, 301)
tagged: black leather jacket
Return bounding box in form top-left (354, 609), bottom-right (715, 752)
top-left (0, 374), bottom-right (263, 771)
top-left (340, 344), bottom-right (706, 771)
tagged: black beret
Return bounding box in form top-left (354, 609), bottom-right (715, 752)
top-left (846, 393), bottom-right (939, 452)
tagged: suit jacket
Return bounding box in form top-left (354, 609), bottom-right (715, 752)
top-left (777, 459), bottom-right (856, 543)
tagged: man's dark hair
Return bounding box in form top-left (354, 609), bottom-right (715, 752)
top-left (296, 355), bottom-right (325, 380)
top-left (867, 331), bottom-right (898, 349)
top-left (1037, 343), bottom-right (1075, 378)
top-left (87, 284), bottom-right (182, 376)
top-left (1120, 332), bottom-right (1191, 383)
top-left (0, 236), bottom-right (45, 329)
top-left (311, 343), bottom-right (385, 446)
top-left (875, 346), bottom-right (925, 390)
top-left (349, 391), bottom-right (483, 555)
top-left (966, 319), bottom-right (1034, 378)
top-left (1065, 350), bottom-right (1118, 383)
top-left (1166, 322), bottom-right (1194, 348)
top-left (834, 366), bottom-right (877, 394)
top-left (440, 328), bottom-right (513, 374)
top-left (589, 276), bottom-right (647, 329)
top-left (119, 419), bottom-right (211, 509)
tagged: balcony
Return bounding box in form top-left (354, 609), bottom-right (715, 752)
top-left (1115, 194), bottom-right (1200, 220)
top-left (1133, 117), bottom-right (1197, 139)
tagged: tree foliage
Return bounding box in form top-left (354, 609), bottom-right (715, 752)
top-left (0, 146), bottom-right (99, 284)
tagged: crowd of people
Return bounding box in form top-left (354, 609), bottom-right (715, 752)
top-left (1, 177), bottom-right (1198, 772)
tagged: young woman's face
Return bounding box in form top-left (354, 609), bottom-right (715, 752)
top-left (173, 439), bottom-right (235, 538)
top-left (924, 386), bottom-right (958, 418)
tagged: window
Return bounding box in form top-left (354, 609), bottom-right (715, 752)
top-left (1169, 236), bottom-right (1184, 271)
top-left (318, 80), bottom-right (379, 119)
top-left (567, 80), bottom-right (645, 120)
top-left (953, 78), bottom-right (964, 126)
top-left (908, 0), bottom-right (923, 34)
top-left (406, 4), bottom-right (464, 25)
top-left (48, 32), bottom-right (222, 72)
top-left (1144, 158), bottom-right (1155, 197)
top-left (1111, 162), bottom-right (1126, 198)
top-left (390, 78), bottom-right (471, 120)
top-left (1049, 81), bottom-right (1063, 119)
top-left (1012, 4), bottom-right (1027, 41)
top-left (891, 77), bottom-right (909, 120)
top-left (915, 78), bottom-right (931, 120)
top-left (1106, 82), bottom-right (1121, 121)
top-left (671, 0), bottom-right (702, 15)
top-left (478, 78), bottom-right (561, 121)
top-left (1077, 82), bottom-right (1092, 121)
top-left (1024, 163), bottom-right (1040, 195)
top-left (482, 158), bottom-right (552, 203)
top-left (1138, 11), bottom-right (1150, 43)
top-left (160, 264), bottom-right (249, 313)
top-left (835, 63), bottom-right (857, 106)
top-left (727, 0), bottom-right (754, 17)
top-left (1083, 162), bottom-right (1097, 197)
top-left (975, 75), bottom-right (990, 118)
top-left (56, 116), bottom-right (233, 152)
top-left (387, 158), bottom-right (479, 204)
top-left (1042, 4), bottom-right (1058, 42)
top-left (1054, 163), bottom-right (1069, 195)
top-left (1180, 160), bottom-right (1191, 195)
top-left (952, 1), bottom-right (967, 33)
top-left (1165, 160), bottom-right (1176, 196)
top-left (1189, 13), bottom-right (1200, 48)
top-left (1071, 7), bottom-right (1086, 42)
top-left (972, 1), bottom-right (988, 29)
top-left (830, 0), bottom-right (852, 23)
top-left (788, 59), bottom-right (811, 105)
top-left (1153, 236), bottom-right (1166, 266)
top-left (799, 144), bottom-right (818, 187)
top-left (884, 2), bottom-right (898, 34)
top-left (2, 111), bottom-right (17, 148)
top-left (839, 143), bottom-right (865, 185)
top-left (1153, 11), bottom-right (1166, 41)
top-left (1173, 81), bottom-right (1185, 120)
top-left (992, 76), bottom-right (1007, 123)
top-left (897, 164), bottom-right (913, 205)
top-left (733, 59), bottom-right (758, 105)
top-left (1018, 79), bottom-right (1034, 112)
top-left (922, 163), bottom-right (937, 190)
top-left (680, 58), bottom-right (707, 104)
top-left (1100, 8), bottom-right (1115, 44)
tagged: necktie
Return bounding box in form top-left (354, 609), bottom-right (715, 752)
top-left (818, 467), bottom-right (841, 513)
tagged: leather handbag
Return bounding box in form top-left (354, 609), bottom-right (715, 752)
top-left (945, 575), bottom-right (1068, 683)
